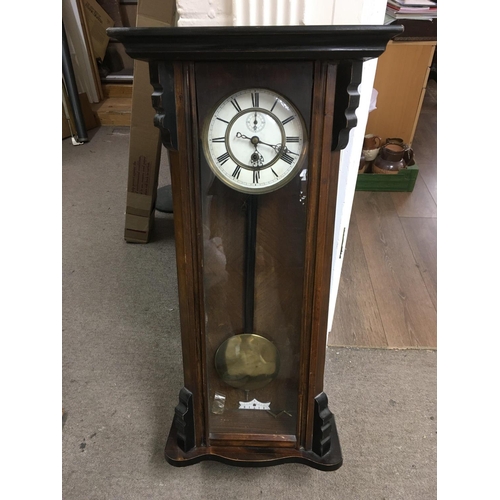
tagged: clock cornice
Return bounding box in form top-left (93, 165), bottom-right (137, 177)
top-left (107, 25), bottom-right (403, 62)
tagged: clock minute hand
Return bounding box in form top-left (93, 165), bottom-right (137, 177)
top-left (254, 141), bottom-right (299, 157)
top-left (236, 133), bottom-right (298, 157)
top-left (265, 143), bottom-right (300, 157)
top-left (256, 140), bottom-right (282, 150)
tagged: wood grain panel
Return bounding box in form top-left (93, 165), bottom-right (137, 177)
top-left (331, 79), bottom-right (437, 349)
top-left (102, 83), bottom-right (133, 98)
top-left (411, 79), bottom-right (437, 204)
top-left (329, 212), bottom-right (387, 347)
top-left (168, 62), bottom-right (207, 447)
top-left (353, 192), bottom-right (436, 348)
top-left (390, 175), bottom-right (437, 219)
top-left (366, 42), bottom-right (436, 145)
top-left (400, 217), bottom-right (437, 310)
top-left (91, 97), bottom-right (132, 126)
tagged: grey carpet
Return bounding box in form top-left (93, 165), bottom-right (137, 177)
top-left (63, 126), bottom-right (436, 499)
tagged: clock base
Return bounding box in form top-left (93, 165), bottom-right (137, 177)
top-left (164, 415), bottom-right (343, 472)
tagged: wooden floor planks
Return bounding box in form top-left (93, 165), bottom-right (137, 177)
top-left (330, 212), bottom-right (387, 347)
top-left (353, 193), bottom-right (436, 348)
top-left (400, 217), bottom-right (437, 310)
top-left (390, 175), bottom-right (437, 219)
top-left (329, 79), bottom-right (437, 349)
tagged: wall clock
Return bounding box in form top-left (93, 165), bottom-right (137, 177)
top-left (108, 25), bottom-right (402, 470)
top-left (202, 87), bottom-right (307, 194)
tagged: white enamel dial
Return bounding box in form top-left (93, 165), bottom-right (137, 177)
top-left (203, 88), bottom-right (307, 194)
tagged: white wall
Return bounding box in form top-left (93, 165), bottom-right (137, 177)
top-left (175, 0), bottom-right (387, 336)
top-left (176, 0), bottom-right (233, 25)
top-left (326, 1), bottom-right (387, 336)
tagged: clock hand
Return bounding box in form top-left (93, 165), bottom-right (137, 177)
top-left (272, 144), bottom-right (299, 156)
top-left (236, 132), bottom-right (251, 140)
top-left (236, 132), bottom-right (262, 148)
top-left (284, 148), bottom-right (299, 156)
top-left (236, 133), bottom-right (279, 150)
top-left (254, 142), bottom-right (300, 163)
top-left (236, 133), bottom-right (297, 158)
top-left (235, 133), bottom-right (267, 165)
top-left (257, 140), bottom-right (283, 151)
top-left (247, 140), bottom-right (298, 157)
top-left (236, 133), bottom-right (284, 152)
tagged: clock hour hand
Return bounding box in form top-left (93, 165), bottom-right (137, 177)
top-left (236, 133), bottom-right (281, 154)
top-left (235, 133), bottom-right (267, 166)
top-left (236, 132), bottom-right (260, 144)
top-left (234, 134), bottom-right (278, 152)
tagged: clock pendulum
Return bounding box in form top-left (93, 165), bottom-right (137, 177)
top-left (214, 192), bottom-right (280, 397)
top-left (208, 89), bottom-right (306, 398)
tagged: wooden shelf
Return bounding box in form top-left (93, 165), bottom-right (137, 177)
top-left (89, 84), bottom-right (133, 126)
top-left (91, 96), bottom-right (132, 126)
top-left (102, 83), bottom-right (133, 98)
top-left (366, 41), bottom-right (436, 146)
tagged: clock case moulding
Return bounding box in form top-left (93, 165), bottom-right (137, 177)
top-left (108, 25), bottom-right (402, 471)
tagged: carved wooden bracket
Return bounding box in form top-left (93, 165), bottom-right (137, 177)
top-left (332, 60), bottom-right (363, 151)
top-left (150, 61), bottom-right (178, 151)
top-left (312, 392), bottom-right (335, 457)
top-left (173, 387), bottom-right (195, 452)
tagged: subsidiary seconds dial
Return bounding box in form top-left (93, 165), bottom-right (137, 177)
top-left (203, 88), bottom-right (307, 194)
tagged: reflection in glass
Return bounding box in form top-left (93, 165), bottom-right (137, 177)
top-left (200, 157), bottom-right (308, 437)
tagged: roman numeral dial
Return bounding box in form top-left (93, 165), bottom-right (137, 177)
top-left (280, 152), bottom-right (294, 165)
top-left (217, 151), bottom-right (230, 165)
top-left (204, 88), bottom-right (307, 194)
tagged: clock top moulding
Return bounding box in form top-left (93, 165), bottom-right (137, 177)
top-left (108, 25), bottom-right (402, 151)
top-left (108, 25), bottom-right (403, 470)
top-left (108, 25), bottom-right (402, 61)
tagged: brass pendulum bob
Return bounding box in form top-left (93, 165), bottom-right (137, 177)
top-left (214, 194), bottom-right (280, 391)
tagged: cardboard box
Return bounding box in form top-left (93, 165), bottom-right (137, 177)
top-left (62, 87), bottom-right (99, 140)
top-left (82, 0), bottom-right (114, 61)
top-left (124, 212), bottom-right (155, 243)
top-left (124, 0), bottom-right (176, 243)
top-left (62, 106), bottom-right (72, 139)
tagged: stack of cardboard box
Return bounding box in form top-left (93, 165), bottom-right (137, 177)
top-left (123, 0), bottom-right (176, 242)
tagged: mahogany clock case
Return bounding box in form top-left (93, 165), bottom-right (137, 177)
top-left (107, 25), bottom-right (403, 470)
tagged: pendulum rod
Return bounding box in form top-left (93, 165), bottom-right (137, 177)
top-left (244, 194), bottom-right (258, 333)
top-left (214, 192), bottom-right (279, 393)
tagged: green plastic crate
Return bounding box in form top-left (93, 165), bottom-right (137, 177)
top-left (356, 164), bottom-right (419, 192)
